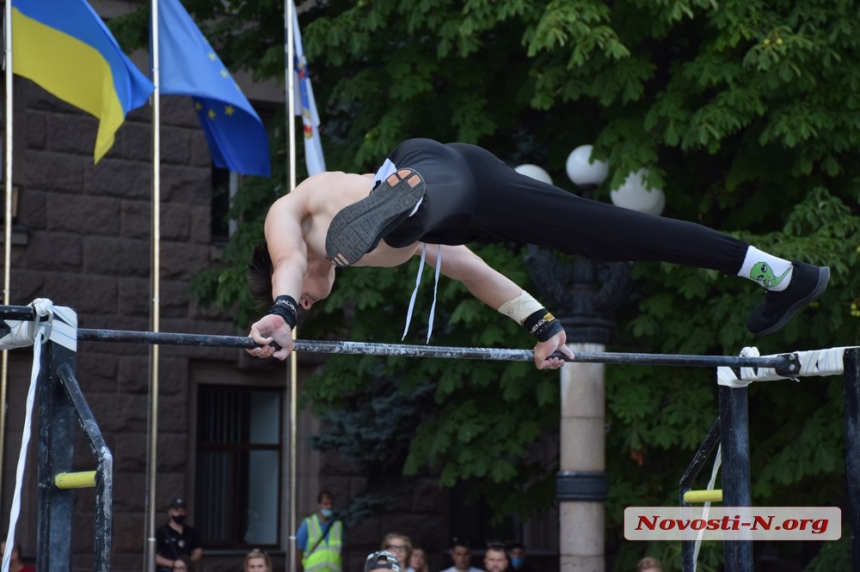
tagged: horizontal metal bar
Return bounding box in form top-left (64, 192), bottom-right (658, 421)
top-left (54, 471), bottom-right (96, 490)
top-left (76, 328), bottom-right (797, 371)
top-left (0, 304), bottom-right (42, 321)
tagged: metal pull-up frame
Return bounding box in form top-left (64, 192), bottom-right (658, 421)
top-left (1, 303), bottom-right (857, 572)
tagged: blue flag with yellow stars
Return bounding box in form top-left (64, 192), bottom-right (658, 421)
top-left (155, 0), bottom-right (271, 177)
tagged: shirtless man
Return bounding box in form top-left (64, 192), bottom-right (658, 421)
top-left (246, 139), bottom-right (830, 369)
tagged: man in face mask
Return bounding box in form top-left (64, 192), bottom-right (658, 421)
top-left (155, 497), bottom-right (203, 572)
top-left (505, 543), bottom-right (535, 572)
top-left (297, 490), bottom-right (344, 572)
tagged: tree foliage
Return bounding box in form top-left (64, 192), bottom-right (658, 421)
top-left (114, 0), bottom-right (860, 568)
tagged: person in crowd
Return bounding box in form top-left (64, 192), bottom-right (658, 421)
top-left (636, 556), bottom-right (663, 572)
top-left (0, 540), bottom-right (35, 572)
top-left (410, 547), bottom-right (430, 572)
top-left (155, 497), bottom-right (203, 572)
top-left (245, 548), bottom-right (272, 572)
top-left (440, 538), bottom-right (481, 572)
top-left (505, 543), bottom-right (535, 572)
top-left (297, 490), bottom-right (343, 572)
top-left (483, 543), bottom-right (509, 572)
top-left (382, 532), bottom-right (414, 572)
top-left (365, 550), bottom-right (401, 572)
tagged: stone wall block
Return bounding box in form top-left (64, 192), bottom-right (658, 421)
top-left (24, 110), bottom-right (46, 150)
top-left (117, 276), bottom-right (152, 318)
top-left (161, 242), bottom-right (211, 280)
top-left (160, 357), bottom-right (189, 396)
top-left (161, 202), bottom-right (192, 241)
top-left (160, 98), bottom-right (200, 128)
top-left (120, 122), bottom-right (152, 163)
top-left (161, 164), bottom-right (211, 204)
top-left (86, 158), bottom-right (152, 200)
top-left (161, 279), bottom-right (191, 319)
top-left (43, 273), bottom-right (119, 314)
top-left (47, 113), bottom-right (100, 156)
top-left (161, 126), bottom-right (192, 165)
top-left (112, 473), bottom-right (147, 514)
top-left (17, 188), bottom-right (46, 230)
top-left (189, 205), bottom-right (212, 244)
top-left (77, 352), bottom-right (119, 394)
top-left (118, 355), bottom-right (151, 394)
top-left (113, 511), bottom-right (148, 552)
top-left (85, 393), bottom-right (149, 432)
top-left (158, 433), bottom-right (189, 471)
top-left (24, 151), bottom-right (87, 193)
top-left (114, 433), bottom-right (149, 473)
top-left (120, 199), bottom-right (151, 239)
top-left (26, 233), bottom-right (82, 271)
top-left (47, 193), bottom-right (121, 236)
top-left (159, 395), bottom-right (191, 433)
top-left (189, 130), bottom-right (213, 168)
top-left (83, 236), bottom-right (150, 277)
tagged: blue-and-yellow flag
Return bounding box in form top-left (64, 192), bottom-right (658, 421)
top-left (156, 0), bottom-right (271, 177)
top-left (11, 0), bottom-right (154, 163)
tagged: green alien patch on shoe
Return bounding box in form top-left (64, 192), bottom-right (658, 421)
top-left (750, 262), bottom-right (790, 288)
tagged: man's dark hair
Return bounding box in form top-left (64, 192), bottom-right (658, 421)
top-left (318, 490), bottom-right (334, 503)
top-left (450, 537), bottom-right (470, 550)
top-left (485, 543), bottom-right (507, 555)
top-left (507, 542), bottom-right (525, 551)
top-left (248, 242), bottom-right (274, 309)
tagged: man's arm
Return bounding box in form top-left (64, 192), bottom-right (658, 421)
top-left (424, 244), bottom-right (574, 370)
top-left (190, 547), bottom-right (203, 563)
top-left (248, 196), bottom-right (309, 360)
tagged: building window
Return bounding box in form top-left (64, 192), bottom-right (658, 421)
top-left (195, 385), bottom-right (282, 548)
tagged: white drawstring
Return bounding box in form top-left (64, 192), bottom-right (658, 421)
top-left (402, 244), bottom-right (443, 343)
top-left (402, 244), bottom-right (427, 340)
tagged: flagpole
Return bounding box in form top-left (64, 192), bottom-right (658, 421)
top-left (1, 0), bottom-right (15, 503)
top-left (146, 0), bottom-right (162, 570)
top-left (285, 2), bottom-right (298, 572)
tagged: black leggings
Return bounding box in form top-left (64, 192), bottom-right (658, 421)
top-left (381, 139), bottom-right (748, 275)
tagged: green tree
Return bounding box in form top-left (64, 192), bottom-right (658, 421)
top-left (116, 0), bottom-right (860, 569)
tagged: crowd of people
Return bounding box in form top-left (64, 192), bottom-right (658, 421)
top-left (152, 492), bottom-right (663, 572)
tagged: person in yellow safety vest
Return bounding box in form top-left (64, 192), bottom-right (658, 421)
top-left (297, 490), bottom-right (344, 572)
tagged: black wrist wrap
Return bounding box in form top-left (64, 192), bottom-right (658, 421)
top-left (268, 295), bottom-right (298, 329)
top-left (523, 308), bottom-right (563, 342)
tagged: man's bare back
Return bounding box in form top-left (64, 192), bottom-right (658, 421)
top-left (271, 171), bottom-right (421, 269)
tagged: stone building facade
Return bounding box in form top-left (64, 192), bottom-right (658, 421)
top-left (0, 5), bottom-right (559, 571)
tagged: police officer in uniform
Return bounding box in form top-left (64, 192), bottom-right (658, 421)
top-left (155, 497), bottom-right (203, 572)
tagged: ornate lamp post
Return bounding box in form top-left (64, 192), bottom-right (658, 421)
top-left (519, 146), bottom-right (664, 572)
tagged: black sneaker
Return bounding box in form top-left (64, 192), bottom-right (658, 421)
top-left (326, 168), bottom-right (426, 267)
top-left (746, 261), bottom-right (830, 336)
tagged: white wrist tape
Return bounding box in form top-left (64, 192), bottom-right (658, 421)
top-left (497, 291), bottom-right (544, 325)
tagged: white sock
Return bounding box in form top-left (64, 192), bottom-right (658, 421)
top-left (738, 247), bottom-right (793, 291)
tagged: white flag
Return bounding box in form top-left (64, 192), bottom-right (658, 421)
top-left (292, 4), bottom-right (325, 175)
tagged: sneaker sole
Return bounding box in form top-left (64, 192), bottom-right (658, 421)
top-left (753, 266), bottom-right (830, 336)
top-left (326, 169), bottom-right (426, 267)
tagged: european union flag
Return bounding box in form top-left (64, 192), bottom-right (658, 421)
top-left (155, 0), bottom-right (271, 177)
top-left (11, 0), bottom-right (154, 162)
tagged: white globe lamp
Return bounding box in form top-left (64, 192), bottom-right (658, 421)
top-left (514, 164), bottom-right (553, 185)
top-left (565, 145), bottom-right (609, 187)
top-left (610, 169), bottom-right (665, 216)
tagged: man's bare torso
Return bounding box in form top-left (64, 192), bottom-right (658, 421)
top-left (266, 171), bottom-right (420, 268)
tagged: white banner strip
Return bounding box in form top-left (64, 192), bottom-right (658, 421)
top-left (624, 506), bottom-right (841, 541)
